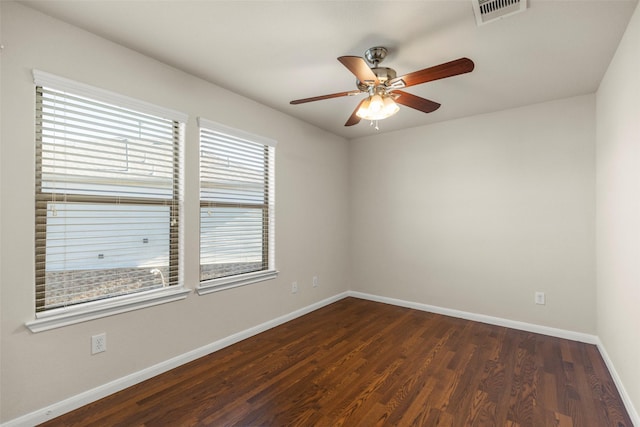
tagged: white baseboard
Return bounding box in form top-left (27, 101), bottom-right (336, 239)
top-left (347, 291), bottom-right (599, 344)
top-left (595, 338), bottom-right (640, 426)
top-left (6, 290), bottom-right (637, 427)
top-left (3, 292), bottom-right (349, 427)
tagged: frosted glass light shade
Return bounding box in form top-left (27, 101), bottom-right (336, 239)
top-left (356, 94), bottom-right (399, 120)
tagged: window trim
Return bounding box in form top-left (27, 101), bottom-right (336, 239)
top-left (29, 70), bottom-right (188, 331)
top-left (197, 118), bottom-right (277, 148)
top-left (26, 287), bottom-right (191, 333)
top-left (33, 70), bottom-right (188, 123)
top-left (196, 118), bottom-right (277, 295)
top-left (196, 270), bottom-right (278, 296)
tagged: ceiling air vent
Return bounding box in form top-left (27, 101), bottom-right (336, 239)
top-left (472, 0), bottom-right (527, 26)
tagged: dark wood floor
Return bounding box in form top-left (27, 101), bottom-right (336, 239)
top-left (40, 297), bottom-right (632, 426)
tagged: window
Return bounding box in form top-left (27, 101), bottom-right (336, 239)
top-left (198, 118), bottom-right (277, 294)
top-left (29, 71), bottom-right (189, 331)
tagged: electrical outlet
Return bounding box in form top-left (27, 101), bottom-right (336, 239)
top-left (313, 276), bottom-right (319, 288)
top-left (91, 333), bottom-right (106, 354)
top-left (535, 292), bottom-right (545, 305)
top-left (291, 281), bottom-right (298, 294)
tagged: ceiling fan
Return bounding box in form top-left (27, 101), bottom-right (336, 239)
top-left (290, 47), bottom-right (474, 128)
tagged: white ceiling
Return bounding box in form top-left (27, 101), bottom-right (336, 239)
top-left (20, 0), bottom-right (638, 139)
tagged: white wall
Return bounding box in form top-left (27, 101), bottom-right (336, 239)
top-left (0, 2), bottom-right (349, 422)
top-left (596, 1), bottom-right (640, 419)
top-left (349, 95), bottom-right (596, 333)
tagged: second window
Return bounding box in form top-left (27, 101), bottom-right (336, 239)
top-left (198, 119), bottom-right (276, 289)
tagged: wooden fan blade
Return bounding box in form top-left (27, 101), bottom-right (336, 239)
top-left (345, 99), bottom-right (366, 126)
top-left (290, 91), bottom-right (356, 105)
top-left (393, 90), bottom-right (441, 114)
top-left (389, 58), bottom-right (474, 88)
top-left (338, 56), bottom-right (379, 85)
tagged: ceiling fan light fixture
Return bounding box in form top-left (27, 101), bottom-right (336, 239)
top-left (356, 94), bottom-right (399, 121)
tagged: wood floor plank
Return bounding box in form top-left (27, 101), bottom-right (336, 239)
top-left (39, 298), bottom-right (633, 426)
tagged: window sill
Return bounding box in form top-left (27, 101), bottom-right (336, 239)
top-left (26, 287), bottom-right (191, 333)
top-left (197, 270), bottom-right (278, 296)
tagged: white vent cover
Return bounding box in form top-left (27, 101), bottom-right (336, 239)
top-left (472, 0), bottom-right (527, 26)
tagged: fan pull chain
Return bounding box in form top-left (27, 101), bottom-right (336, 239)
top-left (369, 120), bottom-right (380, 131)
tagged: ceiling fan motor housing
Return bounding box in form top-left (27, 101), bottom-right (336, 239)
top-left (357, 67), bottom-right (397, 91)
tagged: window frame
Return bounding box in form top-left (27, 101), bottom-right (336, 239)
top-left (27, 70), bottom-right (190, 332)
top-left (196, 118), bottom-right (277, 295)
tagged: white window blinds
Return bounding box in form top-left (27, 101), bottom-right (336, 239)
top-left (34, 72), bottom-right (184, 312)
top-left (198, 119), bottom-right (276, 288)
